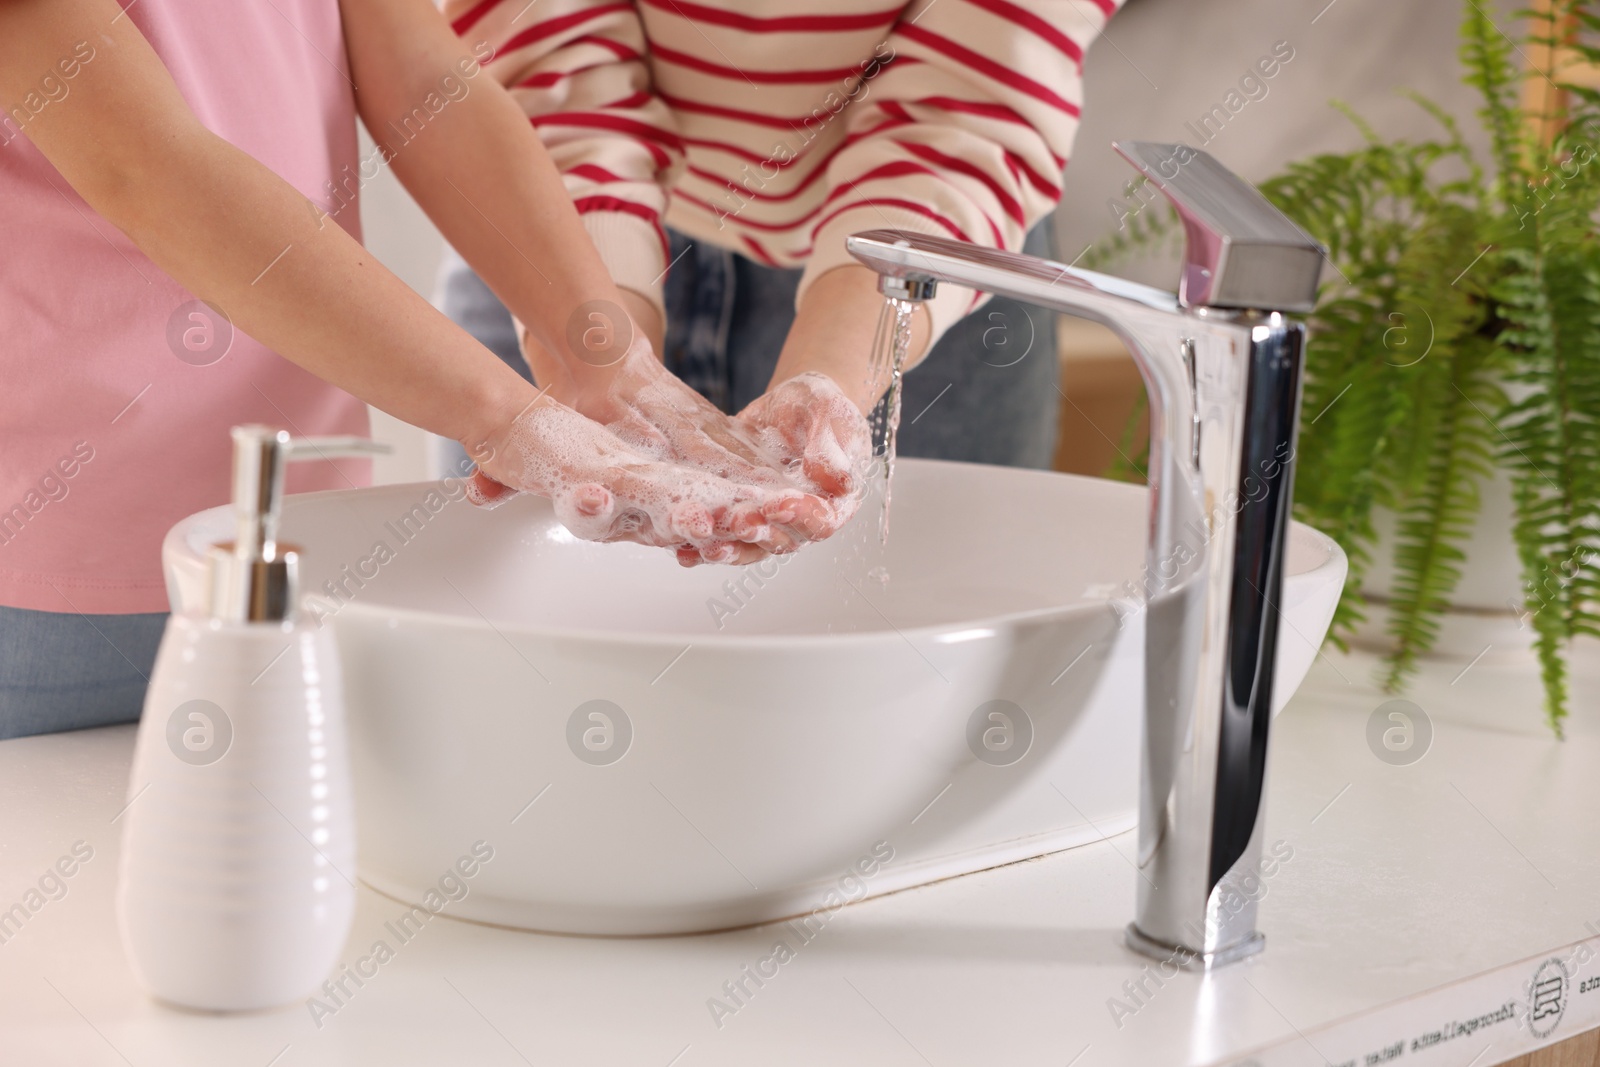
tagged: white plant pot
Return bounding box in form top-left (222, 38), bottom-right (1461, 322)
top-left (1351, 463), bottom-right (1533, 661)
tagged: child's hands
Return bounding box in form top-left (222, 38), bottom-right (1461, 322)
top-left (465, 395), bottom-right (832, 559)
top-left (563, 331), bottom-right (795, 490)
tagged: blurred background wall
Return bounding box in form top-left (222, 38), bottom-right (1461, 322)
top-left (358, 0), bottom-right (1498, 484)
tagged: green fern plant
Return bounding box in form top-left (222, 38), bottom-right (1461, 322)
top-left (1093, 0), bottom-right (1600, 735)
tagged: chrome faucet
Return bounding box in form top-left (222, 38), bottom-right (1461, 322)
top-left (847, 141), bottom-right (1325, 970)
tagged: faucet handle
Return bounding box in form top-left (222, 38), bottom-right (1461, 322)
top-left (1113, 141), bottom-right (1325, 314)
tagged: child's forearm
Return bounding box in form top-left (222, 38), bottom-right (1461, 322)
top-left (3, 0), bottom-right (534, 452)
top-left (120, 129), bottom-right (536, 449)
top-left (340, 0), bottom-right (642, 393)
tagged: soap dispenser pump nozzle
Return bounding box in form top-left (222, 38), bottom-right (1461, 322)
top-left (208, 425), bottom-right (389, 623)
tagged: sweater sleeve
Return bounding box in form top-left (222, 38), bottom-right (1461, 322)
top-left (444, 0), bottom-right (681, 322)
top-left (799, 0), bottom-right (1123, 343)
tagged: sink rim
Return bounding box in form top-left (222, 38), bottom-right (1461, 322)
top-left (165, 459), bottom-right (1348, 650)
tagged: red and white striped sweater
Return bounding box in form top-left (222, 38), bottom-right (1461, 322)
top-left (443, 0), bottom-right (1121, 341)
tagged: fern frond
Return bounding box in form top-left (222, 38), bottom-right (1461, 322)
top-left (1461, 0), bottom-right (1527, 202)
top-left (1293, 337), bottom-right (1407, 644)
top-left (1382, 337), bottom-right (1502, 689)
top-left (1078, 187), bottom-right (1181, 273)
top-left (1385, 202), bottom-right (1490, 503)
top-left (1401, 90), bottom-right (1487, 201)
top-left (1492, 199), bottom-right (1600, 734)
top-left (1374, 153), bottom-right (1504, 681)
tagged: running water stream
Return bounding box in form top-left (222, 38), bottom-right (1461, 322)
top-left (868, 296), bottom-right (916, 545)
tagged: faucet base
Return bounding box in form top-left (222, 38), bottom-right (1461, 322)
top-left (1123, 923), bottom-right (1265, 972)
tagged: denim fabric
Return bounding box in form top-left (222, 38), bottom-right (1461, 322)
top-left (435, 222), bottom-right (1061, 470)
top-left (0, 605), bottom-right (166, 739)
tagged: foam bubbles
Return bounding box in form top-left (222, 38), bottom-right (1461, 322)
top-left (472, 331), bottom-right (873, 564)
top-left (476, 397), bottom-right (834, 557)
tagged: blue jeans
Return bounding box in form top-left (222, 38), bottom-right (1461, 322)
top-left (435, 224), bottom-right (1060, 471)
top-left (0, 605), bottom-right (167, 739)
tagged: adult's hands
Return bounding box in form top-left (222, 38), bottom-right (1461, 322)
top-left (514, 305), bottom-right (868, 563)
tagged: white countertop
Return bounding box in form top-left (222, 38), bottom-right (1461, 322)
top-left (2, 642), bottom-right (1597, 1067)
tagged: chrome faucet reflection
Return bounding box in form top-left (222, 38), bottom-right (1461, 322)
top-left (847, 141), bottom-right (1326, 970)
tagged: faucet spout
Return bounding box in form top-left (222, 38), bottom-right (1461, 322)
top-left (847, 142), bottom-right (1324, 970)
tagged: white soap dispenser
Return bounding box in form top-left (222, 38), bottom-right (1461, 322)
top-left (117, 425), bottom-right (387, 1011)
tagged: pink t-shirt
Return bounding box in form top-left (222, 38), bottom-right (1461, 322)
top-left (0, 0), bottom-right (371, 614)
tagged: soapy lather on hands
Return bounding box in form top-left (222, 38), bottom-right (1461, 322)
top-left (468, 316), bottom-right (872, 566)
top-left (463, 386), bottom-right (862, 563)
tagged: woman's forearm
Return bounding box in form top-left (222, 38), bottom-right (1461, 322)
top-left (769, 266), bottom-right (932, 414)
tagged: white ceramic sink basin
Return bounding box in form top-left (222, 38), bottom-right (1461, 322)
top-left (164, 459), bottom-right (1346, 935)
